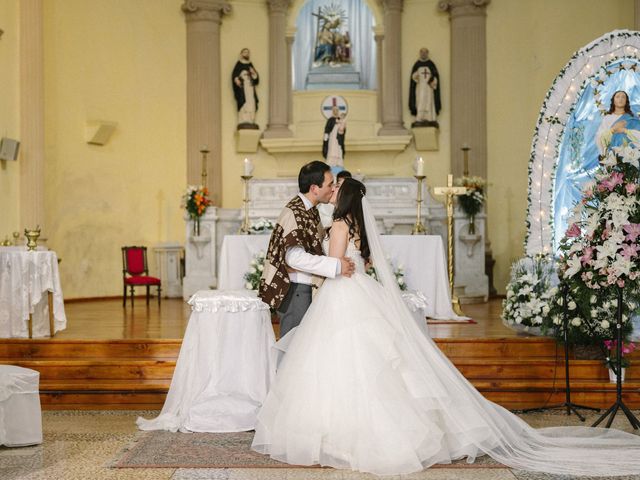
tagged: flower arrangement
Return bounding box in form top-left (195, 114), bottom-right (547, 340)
top-left (604, 340), bottom-right (636, 369)
top-left (182, 185), bottom-right (212, 235)
top-left (553, 143), bottom-right (640, 345)
top-left (250, 218), bottom-right (275, 234)
top-left (243, 250), bottom-right (266, 291)
top-left (454, 176), bottom-right (486, 234)
top-left (366, 261), bottom-right (408, 291)
top-left (501, 254), bottom-right (557, 334)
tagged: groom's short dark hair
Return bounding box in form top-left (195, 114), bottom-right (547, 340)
top-left (298, 161), bottom-right (330, 193)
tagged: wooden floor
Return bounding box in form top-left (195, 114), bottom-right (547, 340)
top-left (1, 297), bottom-right (638, 410)
top-left (56, 297), bottom-right (515, 340)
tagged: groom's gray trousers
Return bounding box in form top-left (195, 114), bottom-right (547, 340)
top-left (277, 282), bottom-right (313, 338)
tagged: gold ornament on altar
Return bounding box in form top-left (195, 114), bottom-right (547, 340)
top-left (24, 226), bottom-right (41, 251)
top-left (0, 236), bottom-right (12, 247)
top-left (434, 174), bottom-right (467, 316)
top-left (12, 231), bottom-right (20, 245)
top-left (239, 157), bottom-right (255, 234)
top-left (411, 157), bottom-right (427, 235)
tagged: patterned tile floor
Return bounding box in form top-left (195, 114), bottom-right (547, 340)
top-left (1, 410), bottom-right (639, 480)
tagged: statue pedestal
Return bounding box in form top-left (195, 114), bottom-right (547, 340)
top-left (235, 129), bottom-right (261, 153)
top-left (182, 209), bottom-right (218, 300)
top-left (306, 64), bottom-right (360, 90)
top-left (412, 126), bottom-right (439, 151)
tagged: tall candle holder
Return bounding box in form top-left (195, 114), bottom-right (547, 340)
top-left (239, 175), bottom-right (253, 234)
top-left (412, 175), bottom-right (427, 235)
top-left (200, 146), bottom-right (209, 189)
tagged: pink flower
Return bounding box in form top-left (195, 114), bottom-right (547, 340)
top-left (621, 243), bottom-right (639, 260)
top-left (566, 223), bottom-right (581, 238)
top-left (580, 247), bottom-right (595, 265)
top-left (584, 188), bottom-right (594, 198)
top-left (626, 183), bottom-right (637, 195)
top-left (623, 223), bottom-right (640, 242)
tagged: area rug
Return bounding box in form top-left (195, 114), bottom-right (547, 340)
top-left (111, 431), bottom-right (504, 469)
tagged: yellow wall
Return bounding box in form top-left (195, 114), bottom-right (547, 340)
top-left (0, 0), bottom-right (20, 239)
top-left (486, 0), bottom-right (633, 293)
top-left (5, 0), bottom-right (633, 298)
top-left (43, 0), bottom-right (186, 298)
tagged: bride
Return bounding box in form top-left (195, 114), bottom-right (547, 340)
top-left (252, 177), bottom-right (640, 476)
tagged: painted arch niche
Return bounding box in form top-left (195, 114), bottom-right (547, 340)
top-left (291, 0), bottom-right (377, 90)
top-left (525, 30), bottom-right (640, 256)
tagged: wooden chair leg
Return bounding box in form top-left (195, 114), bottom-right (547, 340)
top-left (146, 285), bottom-right (150, 305)
top-left (130, 285), bottom-right (135, 307)
top-left (157, 285), bottom-right (161, 305)
top-left (123, 283), bottom-right (127, 307)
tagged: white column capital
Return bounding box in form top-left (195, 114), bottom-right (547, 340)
top-left (438, 0), bottom-right (490, 16)
top-left (181, 0), bottom-right (231, 24)
top-left (267, 0), bottom-right (291, 14)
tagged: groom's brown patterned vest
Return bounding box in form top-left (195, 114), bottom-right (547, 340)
top-left (259, 195), bottom-right (324, 311)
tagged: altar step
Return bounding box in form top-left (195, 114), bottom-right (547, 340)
top-left (0, 338), bottom-right (638, 410)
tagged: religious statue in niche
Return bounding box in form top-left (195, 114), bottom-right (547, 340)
top-left (312, 3), bottom-right (351, 67)
top-left (409, 48), bottom-right (441, 128)
top-left (323, 106), bottom-right (347, 170)
top-left (232, 48), bottom-right (260, 129)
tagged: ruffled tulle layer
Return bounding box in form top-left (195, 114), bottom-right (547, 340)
top-left (252, 271), bottom-right (640, 476)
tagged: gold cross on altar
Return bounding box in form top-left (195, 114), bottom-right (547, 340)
top-left (433, 174), bottom-right (468, 316)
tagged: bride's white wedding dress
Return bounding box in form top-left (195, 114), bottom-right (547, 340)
top-left (252, 199), bottom-right (640, 477)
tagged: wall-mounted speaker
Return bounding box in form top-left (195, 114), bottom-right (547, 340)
top-left (85, 121), bottom-right (117, 146)
top-left (0, 137), bottom-right (20, 161)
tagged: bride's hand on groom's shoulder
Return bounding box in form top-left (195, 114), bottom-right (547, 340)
top-left (340, 257), bottom-right (355, 277)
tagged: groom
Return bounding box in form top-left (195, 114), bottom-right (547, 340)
top-left (259, 160), bottom-right (355, 338)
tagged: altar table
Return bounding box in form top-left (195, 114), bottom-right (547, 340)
top-left (218, 234), bottom-right (465, 320)
top-left (0, 247), bottom-right (67, 338)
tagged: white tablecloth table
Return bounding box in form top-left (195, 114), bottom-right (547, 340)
top-left (0, 248), bottom-right (67, 338)
top-left (0, 365), bottom-right (43, 447)
top-left (137, 290), bottom-right (276, 433)
top-left (218, 234), bottom-right (465, 320)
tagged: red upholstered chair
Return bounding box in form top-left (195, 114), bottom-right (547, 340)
top-left (121, 246), bottom-right (161, 307)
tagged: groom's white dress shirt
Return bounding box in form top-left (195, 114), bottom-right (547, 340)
top-left (285, 193), bottom-right (340, 285)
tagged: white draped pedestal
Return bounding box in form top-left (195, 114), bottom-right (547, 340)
top-left (137, 290), bottom-right (276, 433)
top-left (0, 247), bottom-right (67, 338)
top-left (218, 234), bottom-right (466, 320)
top-left (0, 365), bottom-right (43, 447)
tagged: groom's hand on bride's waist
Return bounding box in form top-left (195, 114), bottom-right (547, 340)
top-left (340, 257), bottom-right (355, 277)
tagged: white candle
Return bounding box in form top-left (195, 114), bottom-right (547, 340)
top-left (415, 157), bottom-right (425, 176)
top-left (243, 157), bottom-right (254, 176)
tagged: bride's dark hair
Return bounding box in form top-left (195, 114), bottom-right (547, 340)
top-left (332, 177), bottom-right (370, 262)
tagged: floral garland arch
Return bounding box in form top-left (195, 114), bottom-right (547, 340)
top-left (525, 30), bottom-right (640, 256)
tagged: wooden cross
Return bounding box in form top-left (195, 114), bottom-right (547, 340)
top-left (434, 174), bottom-right (467, 316)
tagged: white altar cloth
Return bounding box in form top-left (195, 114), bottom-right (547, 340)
top-left (137, 290), bottom-right (277, 433)
top-left (0, 248), bottom-right (67, 338)
top-left (218, 235), bottom-right (466, 320)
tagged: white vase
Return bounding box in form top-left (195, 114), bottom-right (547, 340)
top-left (608, 367), bottom-right (626, 383)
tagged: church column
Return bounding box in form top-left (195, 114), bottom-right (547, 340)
top-left (182, 0), bottom-right (231, 205)
top-left (20, 0), bottom-right (46, 232)
top-left (438, 0), bottom-right (490, 178)
top-left (373, 26), bottom-right (384, 124)
top-left (378, 0), bottom-right (408, 136)
top-left (286, 28), bottom-right (296, 128)
top-left (263, 0), bottom-right (293, 138)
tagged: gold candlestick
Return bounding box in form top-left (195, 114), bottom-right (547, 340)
top-left (434, 174), bottom-right (467, 316)
top-left (200, 146), bottom-right (209, 189)
top-left (462, 145), bottom-right (470, 177)
top-left (239, 175), bottom-right (253, 234)
top-left (412, 175), bottom-right (427, 235)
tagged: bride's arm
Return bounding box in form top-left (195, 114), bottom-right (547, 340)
top-left (328, 220), bottom-right (349, 258)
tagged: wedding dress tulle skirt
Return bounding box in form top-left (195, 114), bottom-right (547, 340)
top-left (252, 271), bottom-right (640, 476)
